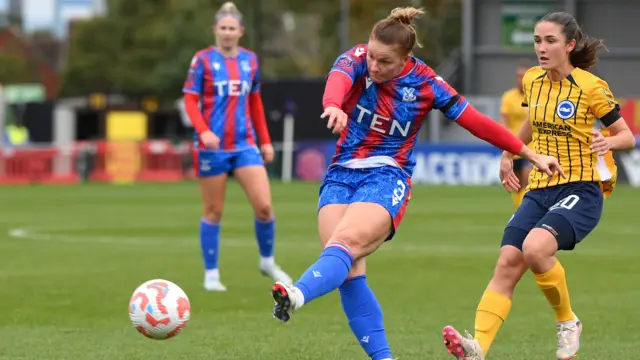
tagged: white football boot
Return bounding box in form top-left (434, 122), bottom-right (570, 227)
top-left (556, 313), bottom-right (582, 360)
top-left (442, 325), bottom-right (485, 360)
top-left (260, 262), bottom-right (293, 285)
top-left (204, 269), bottom-right (227, 292)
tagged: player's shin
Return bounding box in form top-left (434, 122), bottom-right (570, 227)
top-left (255, 217), bottom-right (275, 266)
top-left (474, 289), bottom-right (512, 355)
top-left (339, 275), bottom-right (392, 360)
top-left (294, 244), bottom-right (354, 306)
top-left (533, 259), bottom-right (574, 322)
top-left (200, 218), bottom-right (220, 273)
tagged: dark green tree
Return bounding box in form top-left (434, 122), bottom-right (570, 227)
top-left (59, 0), bottom-right (461, 99)
top-left (0, 50), bottom-right (32, 84)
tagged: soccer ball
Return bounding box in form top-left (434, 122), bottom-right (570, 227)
top-left (128, 279), bottom-right (191, 340)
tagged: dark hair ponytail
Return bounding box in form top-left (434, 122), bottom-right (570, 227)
top-left (539, 12), bottom-right (606, 70)
top-left (569, 37), bottom-right (606, 70)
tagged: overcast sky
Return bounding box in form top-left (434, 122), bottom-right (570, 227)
top-left (0, 0), bottom-right (99, 33)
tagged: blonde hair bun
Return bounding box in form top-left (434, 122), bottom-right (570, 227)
top-left (387, 7), bottom-right (425, 25)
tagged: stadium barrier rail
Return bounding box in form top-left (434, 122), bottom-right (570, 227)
top-left (1, 140), bottom-right (639, 187)
top-left (0, 140), bottom-right (192, 185)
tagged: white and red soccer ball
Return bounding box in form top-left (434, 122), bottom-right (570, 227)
top-left (129, 279), bottom-right (191, 340)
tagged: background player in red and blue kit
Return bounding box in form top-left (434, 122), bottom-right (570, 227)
top-left (270, 7), bottom-right (563, 360)
top-left (182, 2), bottom-right (291, 292)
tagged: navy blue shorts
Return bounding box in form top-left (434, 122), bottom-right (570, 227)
top-left (193, 147), bottom-right (264, 177)
top-left (502, 181), bottom-right (603, 251)
top-left (318, 165), bottom-right (411, 240)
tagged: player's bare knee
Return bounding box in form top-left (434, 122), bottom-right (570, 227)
top-left (253, 203), bottom-right (273, 221)
top-left (203, 204), bottom-right (223, 223)
top-left (522, 229), bottom-right (557, 266)
top-left (492, 251), bottom-right (525, 290)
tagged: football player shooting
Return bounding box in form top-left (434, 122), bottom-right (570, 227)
top-left (182, 2), bottom-right (291, 292)
top-left (442, 12), bottom-right (636, 360)
top-left (268, 7), bottom-right (563, 360)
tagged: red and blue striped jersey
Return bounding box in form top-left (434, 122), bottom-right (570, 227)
top-left (182, 46), bottom-right (260, 151)
top-left (330, 44), bottom-right (469, 175)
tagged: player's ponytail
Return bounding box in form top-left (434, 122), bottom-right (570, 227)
top-left (539, 12), bottom-right (606, 70)
top-left (570, 37), bottom-right (606, 70)
top-left (215, 1), bottom-right (243, 25)
top-left (371, 7), bottom-right (425, 55)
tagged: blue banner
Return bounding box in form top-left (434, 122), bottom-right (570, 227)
top-left (293, 141), bottom-right (504, 186)
top-left (411, 144), bottom-right (503, 185)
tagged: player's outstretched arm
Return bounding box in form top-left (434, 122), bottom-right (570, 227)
top-left (455, 105), bottom-right (564, 178)
top-left (456, 104), bottom-right (525, 156)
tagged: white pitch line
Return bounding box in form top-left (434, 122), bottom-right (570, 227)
top-left (6, 226), bottom-right (639, 258)
top-left (5, 226), bottom-right (497, 255)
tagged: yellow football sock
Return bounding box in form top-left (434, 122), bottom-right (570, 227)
top-left (534, 260), bottom-right (574, 322)
top-left (511, 189), bottom-right (525, 210)
top-left (474, 290), bottom-right (512, 355)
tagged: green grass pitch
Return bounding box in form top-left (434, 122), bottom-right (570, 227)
top-left (1, 181), bottom-right (638, 359)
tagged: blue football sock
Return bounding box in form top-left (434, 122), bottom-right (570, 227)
top-left (294, 244), bottom-right (354, 304)
top-left (339, 275), bottom-right (392, 360)
top-left (200, 219), bottom-right (220, 270)
top-left (255, 218), bottom-right (275, 258)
